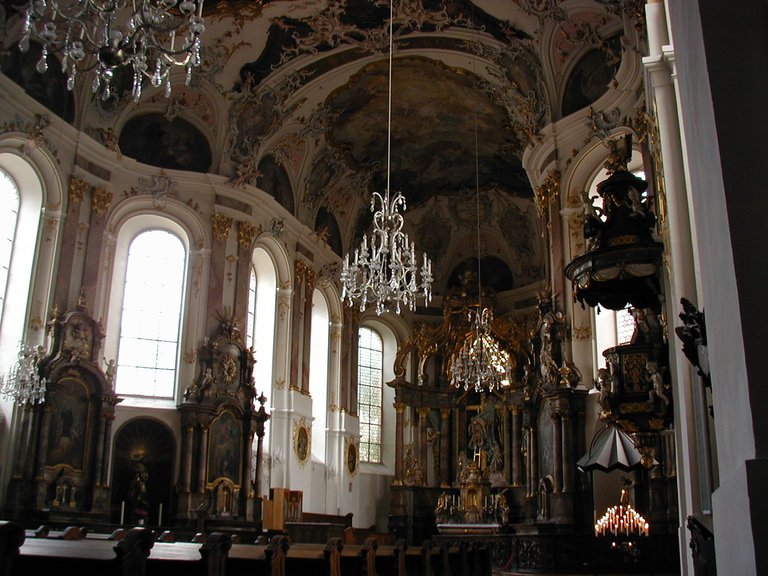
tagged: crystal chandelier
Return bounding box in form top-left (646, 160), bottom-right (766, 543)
top-left (0, 342), bottom-right (47, 405)
top-left (17, 0), bottom-right (206, 101)
top-left (340, 0), bottom-right (432, 316)
top-left (449, 307), bottom-right (512, 393)
top-left (447, 37), bottom-right (511, 394)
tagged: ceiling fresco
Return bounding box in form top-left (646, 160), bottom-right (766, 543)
top-left (325, 56), bottom-right (530, 207)
top-left (1, 0), bottom-right (633, 298)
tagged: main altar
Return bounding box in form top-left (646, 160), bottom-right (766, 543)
top-left (386, 275), bottom-right (678, 572)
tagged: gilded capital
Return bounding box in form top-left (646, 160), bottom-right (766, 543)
top-left (91, 186), bottom-right (113, 217)
top-left (238, 221), bottom-right (259, 249)
top-left (211, 213), bottom-right (233, 242)
top-left (68, 176), bottom-right (89, 205)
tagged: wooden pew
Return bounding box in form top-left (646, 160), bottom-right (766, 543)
top-left (146, 532), bottom-right (231, 576)
top-left (286, 537), bottom-right (343, 576)
top-left (0, 521), bottom-right (25, 576)
top-left (228, 534), bottom-right (289, 576)
top-left (404, 540), bottom-right (433, 576)
top-left (340, 536), bottom-right (378, 576)
top-left (15, 526), bottom-right (153, 576)
top-left (375, 539), bottom-right (406, 576)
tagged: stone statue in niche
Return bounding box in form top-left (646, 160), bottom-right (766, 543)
top-left (128, 460), bottom-right (150, 525)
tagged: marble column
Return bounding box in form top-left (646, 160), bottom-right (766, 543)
top-left (552, 409), bottom-right (562, 492)
top-left (301, 268), bottom-right (316, 394)
top-left (198, 425), bottom-right (209, 492)
top-left (440, 408), bottom-right (451, 487)
top-left (182, 424), bottom-right (194, 492)
top-left (93, 413), bottom-right (107, 487)
top-left (561, 412), bottom-right (572, 492)
top-left (511, 407), bottom-right (522, 487)
top-left (530, 426), bottom-right (539, 497)
top-left (502, 408), bottom-right (511, 482)
top-left (418, 407), bottom-right (429, 485)
top-left (394, 402), bottom-right (405, 485)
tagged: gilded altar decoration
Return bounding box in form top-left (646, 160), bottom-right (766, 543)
top-left (346, 438), bottom-right (358, 476)
top-left (179, 310), bottom-right (260, 521)
top-left (534, 169), bottom-right (560, 220)
top-left (294, 418), bottom-right (310, 464)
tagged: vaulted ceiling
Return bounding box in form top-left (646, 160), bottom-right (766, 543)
top-left (1, 0), bottom-right (637, 299)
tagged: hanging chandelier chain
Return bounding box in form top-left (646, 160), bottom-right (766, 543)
top-left (340, 0), bottom-right (432, 316)
top-left (448, 13), bottom-right (512, 394)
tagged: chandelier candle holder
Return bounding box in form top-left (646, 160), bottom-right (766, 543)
top-left (0, 342), bottom-right (47, 405)
top-left (340, 0), bottom-right (432, 316)
top-left (17, 0), bottom-right (206, 101)
top-left (449, 307), bottom-right (512, 393)
top-left (594, 489), bottom-right (650, 538)
top-left (341, 188), bottom-right (433, 315)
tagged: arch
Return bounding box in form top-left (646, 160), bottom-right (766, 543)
top-left (113, 229), bottom-right (186, 398)
top-left (111, 417), bottom-right (176, 525)
top-left (118, 113), bottom-right (212, 173)
top-left (357, 316), bottom-right (403, 473)
top-left (0, 142), bottom-right (59, 373)
top-left (98, 198), bottom-right (206, 405)
top-left (253, 233), bottom-right (293, 292)
top-left (249, 246), bottom-right (277, 393)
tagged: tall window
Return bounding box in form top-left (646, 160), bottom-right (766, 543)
top-left (0, 169), bottom-right (19, 325)
top-left (246, 268), bottom-right (257, 348)
top-left (358, 326), bottom-right (383, 463)
top-left (115, 230), bottom-right (186, 398)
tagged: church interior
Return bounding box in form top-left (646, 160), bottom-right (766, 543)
top-left (0, 0), bottom-right (765, 574)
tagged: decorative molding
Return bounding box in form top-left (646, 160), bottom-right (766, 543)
top-left (293, 417), bottom-right (311, 465)
top-left (534, 169), bottom-right (560, 221)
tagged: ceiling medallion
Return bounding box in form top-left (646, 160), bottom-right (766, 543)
top-left (340, 0), bottom-right (432, 315)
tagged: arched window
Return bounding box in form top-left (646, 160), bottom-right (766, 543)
top-left (310, 289), bottom-right (329, 462)
top-left (114, 230), bottom-right (186, 398)
top-left (247, 248), bottom-right (276, 391)
top-left (0, 169), bottom-right (20, 325)
top-left (358, 326), bottom-right (383, 464)
top-left (246, 269), bottom-right (257, 348)
top-left (247, 246), bottom-right (277, 495)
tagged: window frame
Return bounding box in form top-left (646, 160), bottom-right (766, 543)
top-left (357, 326), bottom-right (384, 464)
